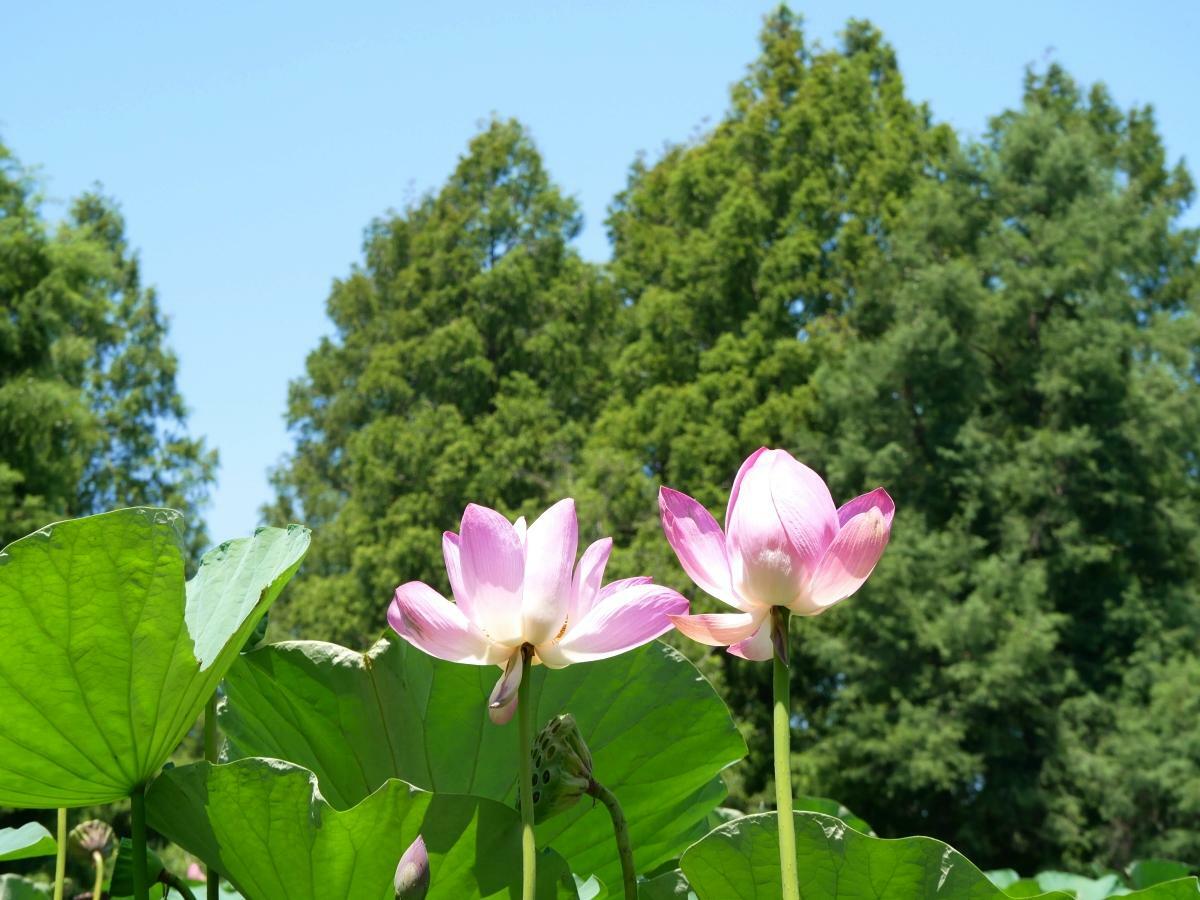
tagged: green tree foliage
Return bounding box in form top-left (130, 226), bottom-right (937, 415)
top-left (587, 9), bottom-right (1199, 870)
top-left (270, 8), bottom-right (1200, 873)
top-left (0, 142), bottom-right (215, 554)
top-left (574, 9), bottom-right (949, 593)
top-left (785, 64), bottom-right (1200, 872)
top-left (268, 119), bottom-right (617, 645)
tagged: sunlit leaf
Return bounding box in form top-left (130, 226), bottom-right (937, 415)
top-left (0, 823), bottom-right (55, 862)
top-left (637, 868), bottom-right (694, 899)
top-left (0, 509), bottom-right (309, 806)
top-left (220, 638), bottom-right (744, 887)
top-left (679, 812), bottom-right (1073, 899)
top-left (0, 874), bottom-right (50, 900)
top-left (147, 758), bottom-right (577, 900)
top-left (794, 796), bottom-right (873, 835)
top-left (1129, 862), bottom-right (1195, 891)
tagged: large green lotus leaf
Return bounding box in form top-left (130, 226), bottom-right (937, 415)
top-left (0, 823), bottom-right (55, 862)
top-left (1008, 872), bottom-right (1199, 899)
top-left (1130, 862), bottom-right (1196, 891)
top-left (1023, 872), bottom-right (1122, 899)
top-left (0, 875), bottom-right (50, 900)
top-left (638, 868), bottom-right (695, 899)
top-left (185, 882), bottom-right (244, 900)
top-left (794, 796), bottom-right (873, 836)
top-left (678, 812), bottom-right (1075, 899)
top-left (220, 638), bottom-right (744, 886)
top-left (1121, 882), bottom-right (1200, 898)
top-left (0, 508), bottom-right (310, 806)
top-left (146, 758), bottom-right (577, 900)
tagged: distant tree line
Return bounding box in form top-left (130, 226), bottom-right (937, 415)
top-left (0, 145), bottom-right (215, 557)
top-left (266, 9), bottom-right (1200, 872)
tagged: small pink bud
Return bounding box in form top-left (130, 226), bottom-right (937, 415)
top-left (394, 835), bottom-right (430, 899)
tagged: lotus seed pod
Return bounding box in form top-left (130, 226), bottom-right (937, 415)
top-left (394, 834), bottom-right (430, 899)
top-left (525, 713), bottom-right (594, 824)
top-left (68, 819), bottom-right (114, 860)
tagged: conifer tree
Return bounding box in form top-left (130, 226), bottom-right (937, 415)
top-left (268, 119), bottom-right (616, 645)
top-left (0, 143), bottom-right (215, 555)
top-left (583, 14), bottom-right (1199, 871)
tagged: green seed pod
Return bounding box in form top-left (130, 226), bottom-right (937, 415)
top-left (524, 714), bottom-right (594, 824)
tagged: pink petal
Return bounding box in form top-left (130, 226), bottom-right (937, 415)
top-left (522, 499), bottom-right (578, 644)
top-left (836, 487), bottom-right (895, 528)
top-left (550, 584), bottom-right (689, 663)
top-left (443, 531), bottom-right (468, 607)
top-left (489, 695), bottom-right (518, 725)
top-left (488, 651), bottom-right (523, 723)
top-left (768, 450), bottom-right (839, 580)
top-left (659, 487), bottom-right (741, 608)
top-left (726, 447), bottom-right (770, 529)
top-left (725, 453), bottom-right (807, 607)
top-left (668, 610), bottom-right (765, 647)
top-left (388, 582), bottom-right (501, 664)
top-left (597, 575), bottom-right (652, 602)
top-left (569, 537), bottom-right (612, 627)
top-left (727, 617), bottom-right (774, 661)
top-left (513, 516), bottom-right (527, 546)
top-left (801, 504), bottom-right (893, 613)
top-left (458, 503), bottom-right (525, 646)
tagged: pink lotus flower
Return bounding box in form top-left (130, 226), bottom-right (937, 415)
top-left (389, 498), bottom-right (689, 724)
top-left (661, 448), bottom-right (893, 660)
top-left (394, 834), bottom-right (430, 899)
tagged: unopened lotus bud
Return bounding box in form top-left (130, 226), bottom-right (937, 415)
top-left (69, 819), bottom-right (114, 861)
top-left (524, 714), bottom-right (594, 824)
top-left (394, 835), bottom-right (430, 899)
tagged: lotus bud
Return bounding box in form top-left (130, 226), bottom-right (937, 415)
top-left (68, 819), bottom-right (114, 861)
top-left (524, 714), bottom-right (594, 824)
top-left (394, 835), bottom-right (430, 899)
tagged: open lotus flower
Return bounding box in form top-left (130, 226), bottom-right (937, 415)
top-left (389, 499), bottom-right (688, 724)
top-left (661, 447), bottom-right (893, 660)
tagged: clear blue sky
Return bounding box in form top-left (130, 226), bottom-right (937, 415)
top-left (3, 1), bottom-right (1197, 543)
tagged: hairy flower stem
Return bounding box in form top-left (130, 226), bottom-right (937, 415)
top-left (517, 645), bottom-right (537, 900)
top-left (772, 607), bottom-right (801, 900)
top-left (204, 693), bottom-right (220, 900)
top-left (53, 808), bottom-right (66, 900)
top-left (92, 850), bottom-right (105, 900)
top-left (131, 785), bottom-right (149, 900)
top-left (590, 782), bottom-right (636, 899)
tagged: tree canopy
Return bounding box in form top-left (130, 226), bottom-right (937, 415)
top-left (267, 119), bottom-right (618, 645)
top-left (268, 8), bottom-right (1200, 873)
top-left (0, 143), bottom-right (215, 555)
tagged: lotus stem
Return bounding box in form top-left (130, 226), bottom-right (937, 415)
top-left (92, 849), bottom-right (105, 900)
top-left (131, 785), bottom-right (149, 900)
top-left (590, 781), bottom-right (636, 899)
top-left (204, 693), bottom-right (220, 900)
top-left (53, 808), bottom-right (67, 900)
top-left (772, 607), bottom-right (800, 900)
top-left (517, 644), bottom-right (537, 900)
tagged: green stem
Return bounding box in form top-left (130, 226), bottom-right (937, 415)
top-left (131, 784), bottom-right (149, 900)
top-left (517, 645), bottom-right (536, 900)
top-left (92, 850), bottom-right (105, 900)
top-left (204, 693), bottom-right (220, 900)
top-left (53, 808), bottom-right (66, 900)
top-left (772, 607), bottom-right (800, 900)
top-left (591, 782), bottom-right (636, 900)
